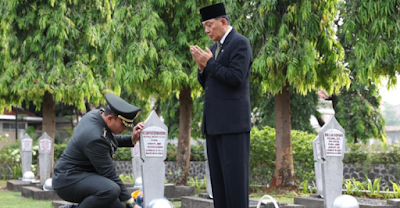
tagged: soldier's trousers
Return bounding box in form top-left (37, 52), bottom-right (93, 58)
top-left (54, 174), bottom-right (125, 208)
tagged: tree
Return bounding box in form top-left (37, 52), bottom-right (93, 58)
top-left (231, 0), bottom-right (350, 190)
top-left (0, 0), bottom-right (122, 173)
top-left (251, 83), bottom-right (318, 133)
top-left (333, 83), bottom-right (386, 143)
top-left (335, 0), bottom-right (400, 143)
top-left (110, 0), bottom-right (218, 185)
top-left (340, 0), bottom-right (400, 86)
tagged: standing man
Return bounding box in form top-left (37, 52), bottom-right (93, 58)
top-left (190, 3), bottom-right (253, 208)
top-left (53, 93), bottom-right (143, 208)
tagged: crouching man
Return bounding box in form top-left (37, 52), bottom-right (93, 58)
top-left (53, 93), bottom-right (143, 208)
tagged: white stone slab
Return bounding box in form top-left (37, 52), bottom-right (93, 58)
top-left (318, 116), bottom-right (345, 208)
top-left (131, 141), bottom-right (143, 180)
top-left (312, 137), bottom-right (323, 196)
top-left (204, 141), bottom-right (213, 198)
top-left (38, 132), bottom-right (52, 184)
top-left (20, 133), bottom-right (33, 175)
top-left (140, 111), bottom-right (168, 207)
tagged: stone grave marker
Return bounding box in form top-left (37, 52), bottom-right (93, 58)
top-left (131, 141), bottom-right (143, 181)
top-left (21, 133), bottom-right (33, 175)
top-left (140, 111), bottom-right (168, 207)
top-left (312, 136), bottom-right (323, 196)
top-left (204, 141), bottom-right (213, 198)
top-left (38, 132), bottom-right (52, 184)
top-left (318, 116), bottom-right (345, 208)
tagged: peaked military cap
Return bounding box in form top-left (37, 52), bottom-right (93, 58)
top-left (105, 93), bottom-right (141, 128)
top-left (200, 3), bottom-right (226, 22)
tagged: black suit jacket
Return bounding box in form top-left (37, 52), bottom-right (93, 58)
top-left (198, 28), bottom-right (253, 135)
top-left (52, 110), bottom-right (134, 202)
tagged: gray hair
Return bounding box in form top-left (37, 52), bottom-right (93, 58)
top-left (217, 15), bottom-right (230, 25)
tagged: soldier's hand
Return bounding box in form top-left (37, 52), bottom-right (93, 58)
top-left (132, 122), bottom-right (144, 144)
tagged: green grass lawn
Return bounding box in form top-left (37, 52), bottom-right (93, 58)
top-left (0, 180), bottom-right (303, 208)
top-left (0, 180), bottom-right (53, 208)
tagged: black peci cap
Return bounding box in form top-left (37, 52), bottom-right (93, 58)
top-left (200, 3), bottom-right (226, 22)
top-left (105, 93), bottom-right (141, 127)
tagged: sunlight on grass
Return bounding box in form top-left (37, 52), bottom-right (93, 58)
top-left (0, 180), bottom-right (53, 208)
top-left (0, 191), bottom-right (53, 208)
top-left (250, 191), bottom-right (308, 204)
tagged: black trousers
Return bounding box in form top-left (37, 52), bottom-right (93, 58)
top-left (206, 132), bottom-right (250, 208)
top-left (54, 174), bottom-right (124, 208)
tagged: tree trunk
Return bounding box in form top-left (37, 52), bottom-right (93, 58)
top-left (42, 91), bottom-right (56, 176)
top-left (269, 85), bottom-right (297, 190)
top-left (175, 86), bottom-right (192, 185)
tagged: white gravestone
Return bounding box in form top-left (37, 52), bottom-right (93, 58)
top-left (20, 133), bottom-right (33, 176)
top-left (318, 117), bottom-right (345, 208)
top-left (312, 136), bottom-right (323, 196)
top-left (38, 132), bottom-right (52, 184)
top-left (204, 141), bottom-right (213, 198)
top-left (140, 111), bottom-right (168, 208)
top-left (131, 141), bottom-right (143, 181)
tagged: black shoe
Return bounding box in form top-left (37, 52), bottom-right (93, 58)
top-left (59, 204), bottom-right (77, 208)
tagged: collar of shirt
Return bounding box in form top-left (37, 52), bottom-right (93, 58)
top-left (219, 26), bottom-right (233, 45)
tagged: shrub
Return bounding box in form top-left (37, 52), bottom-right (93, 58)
top-left (249, 126), bottom-right (316, 187)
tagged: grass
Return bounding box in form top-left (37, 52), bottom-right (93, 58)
top-left (0, 180), bottom-right (53, 208)
top-left (0, 180), bottom-right (303, 208)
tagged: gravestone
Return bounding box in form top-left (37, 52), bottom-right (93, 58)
top-left (140, 111), bottom-right (168, 207)
top-left (318, 116), bottom-right (345, 208)
top-left (131, 141), bottom-right (143, 181)
top-left (38, 132), bottom-right (52, 184)
top-left (21, 133), bottom-right (33, 175)
top-left (204, 141), bottom-right (213, 198)
top-left (312, 136), bottom-right (323, 196)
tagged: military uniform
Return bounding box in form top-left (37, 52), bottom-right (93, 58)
top-left (53, 93), bottom-right (141, 208)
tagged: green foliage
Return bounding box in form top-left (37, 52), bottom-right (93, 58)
top-left (299, 180), bottom-right (316, 194)
top-left (0, 143), bottom-right (22, 166)
top-left (250, 126), bottom-right (316, 186)
top-left (188, 176), bottom-right (207, 190)
top-left (391, 181), bottom-right (400, 198)
top-left (190, 142), bottom-right (205, 161)
top-left (335, 83), bottom-right (386, 143)
top-left (0, 0), bottom-right (121, 111)
top-left (166, 143), bottom-right (177, 161)
top-left (54, 143), bottom-right (67, 161)
top-left (51, 141), bottom-right (205, 161)
top-left (366, 176), bottom-right (382, 198)
top-left (119, 174), bottom-right (135, 184)
top-left (343, 178), bottom-right (367, 197)
top-left (343, 143), bottom-right (400, 164)
top-left (342, 177), bottom-right (400, 199)
top-left (340, 0), bottom-right (400, 85)
top-left (113, 147), bottom-right (132, 161)
top-left (232, 0), bottom-right (350, 95)
top-left (166, 143), bottom-right (205, 162)
top-left (160, 94), bottom-right (204, 139)
top-left (251, 86), bottom-right (318, 133)
top-left (12, 165), bottom-right (22, 179)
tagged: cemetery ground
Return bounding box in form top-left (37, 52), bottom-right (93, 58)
top-left (0, 180), bottom-right (303, 208)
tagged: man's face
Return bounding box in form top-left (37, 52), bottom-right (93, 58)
top-left (202, 18), bottom-right (225, 42)
top-left (108, 115), bottom-right (128, 134)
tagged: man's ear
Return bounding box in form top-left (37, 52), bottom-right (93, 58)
top-left (106, 114), bottom-right (114, 123)
top-left (221, 17), bottom-right (228, 26)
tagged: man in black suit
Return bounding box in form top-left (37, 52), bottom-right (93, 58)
top-left (190, 3), bottom-right (253, 208)
top-left (53, 93), bottom-right (143, 208)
